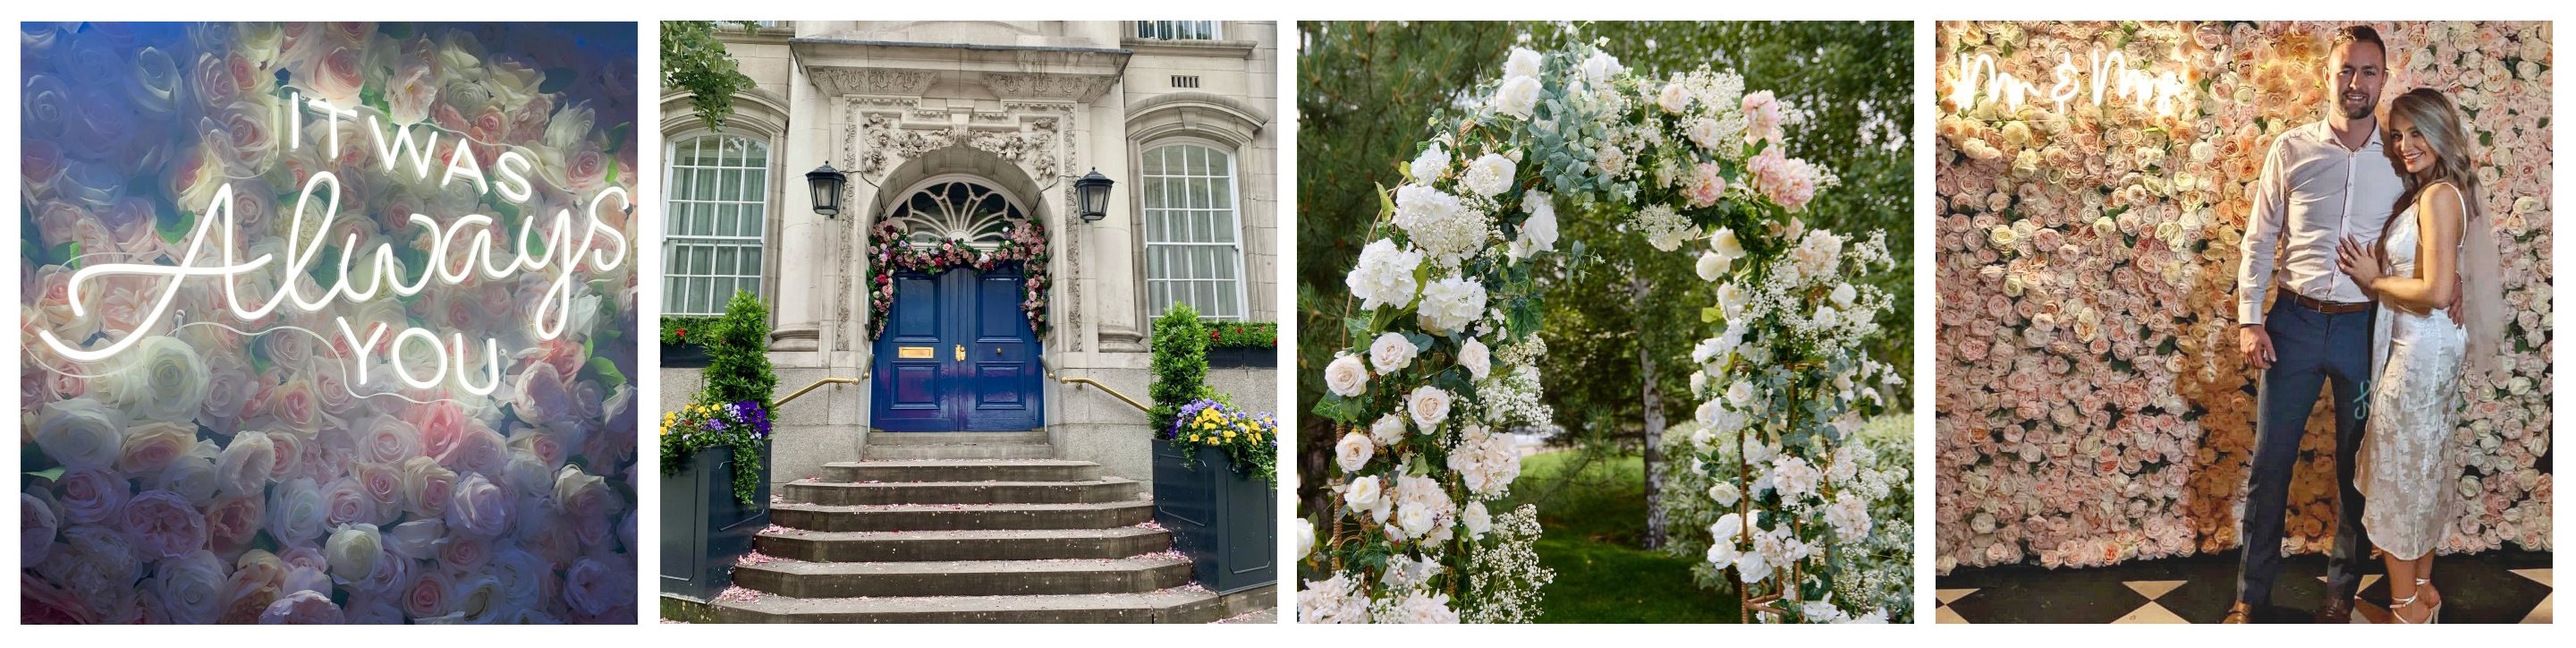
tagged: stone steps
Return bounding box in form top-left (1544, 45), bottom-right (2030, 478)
top-left (825, 459), bottom-right (1103, 483)
top-left (861, 443), bottom-right (1054, 460)
top-left (732, 556), bottom-right (1193, 598)
top-left (770, 500), bottom-right (1156, 532)
top-left (698, 588), bottom-right (1233, 624)
top-left (754, 527), bottom-right (1172, 562)
top-left (783, 478), bottom-right (1140, 506)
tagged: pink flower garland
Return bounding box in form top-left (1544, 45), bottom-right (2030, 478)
top-left (865, 218), bottom-right (1051, 339)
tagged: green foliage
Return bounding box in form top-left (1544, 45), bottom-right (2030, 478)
top-left (660, 315), bottom-right (722, 346)
top-left (1148, 303), bottom-right (1214, 434)
top-left (1208, 321), bottom-right (1279, 348)
top-left (1497, 451), bottom-right (1742, 622)
top-left (662, 21), bottom-right (759, 132)
top-left (702, 290), bottom-right (776, 413)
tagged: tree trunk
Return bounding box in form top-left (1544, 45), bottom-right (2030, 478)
top-left (1634, 275), bottom-right (1667, 550)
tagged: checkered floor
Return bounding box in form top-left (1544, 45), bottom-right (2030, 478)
top-left (1936, 550), bottom-right (2551, 624)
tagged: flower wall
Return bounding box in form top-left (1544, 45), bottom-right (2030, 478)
top-left (1932, 21), bottom-right (2551, 571)
top-left (21, 22), bottom-right (641, 623)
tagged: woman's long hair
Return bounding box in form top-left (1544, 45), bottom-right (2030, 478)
top-left (2380, 87), bottom-right (2504, 374)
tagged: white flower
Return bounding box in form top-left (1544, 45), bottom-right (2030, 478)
top-left (1406, 386), bottom-right (1453, 428)
top-left (1393, 184), bottom-right (1490, 265)
top-left (1461, 153), bottom-right (1516, 198)
top-left (1658, 81), bottom-right (1691, 114)
top-left (34, 399), bottom-right (125, 472)
top-left (1368, 332), bottom-right (1419, 374)
top-left (326, 524), bottom-right (383, 583)
top-left (1416, 276), bottom-right (1488, 335)
top-left (1462, 500), bottom-right (1492, 538)
top-left (1579, 51), bottom-right (1623, 83)
top-left (1504, 47), bottom-right (1544, 80)
top-left (1815, 304), bottom-right (1841, 330)
top-left (1395, 502), bottom-right (1438, 538)
top-left (1707, 226), bottom-right (1745, 262)
top-left (1293, 518), bottom-right (1317, 558)
top-left (1457, 337), bottom-right (1493, 380)
top-left (1771, 455), bottom-right (1822, 499)
top-left (1385, 590), bottom-right (1461, 624)
top-left (1370, 414), bottom-right (1408, 445)
top-left (1324, 353), bottom-right (1369, 397)
top-left (1696, 250), bottom-right (1732, 281)
top-left (1343, 476), bottom-right (1384, 509)
top-left (1824, 493), bottom-right (1873, 539)
top-left (1298, 575), bottom-right (1368, 623)
top-left (1712, 512), bottom-right (1747, 542)
top-left (1490, 76), bottom-right (1542, 119)
top-left (1705, 540), bottom-right (1740, 567)
top-left (1735, 550), bottom-right (1771, 583)
top-left (1335, 431), bottom-right (1376, 473)
top-left (1707, 482), bottom-right (1741, 507)
top-left (1831, 283), bottom-right (1857, 307)
top-left (92, 336), bottom-right (210, 422)
top-left (1447, 425), bottom-right (1522, 497)
top-left (1511, 191), bottom-right (1560, 258)
top-left (1726, 379), bottom-right (1755, 408)
top-left (1347, 238), bottom-right (1423, 311)
top-left (1408, 143), bottom-right (1451, 185)
top-left (1716, 282), bottom-right (1749, 319)
top-left (1630, 204), bottom-right (1693, 252)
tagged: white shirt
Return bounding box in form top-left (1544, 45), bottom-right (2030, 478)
top-left (2236, 120), bottom-right (2409, 325)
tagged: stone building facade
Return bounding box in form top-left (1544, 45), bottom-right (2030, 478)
top-left (658, 21), bottom-right (1280, 490)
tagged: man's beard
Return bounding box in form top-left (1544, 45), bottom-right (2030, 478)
top-left (2338, 92), bottom-right (2375, 119)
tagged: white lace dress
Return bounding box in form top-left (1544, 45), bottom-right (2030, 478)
top-left (2360, 203), bottom-right (2468, 560)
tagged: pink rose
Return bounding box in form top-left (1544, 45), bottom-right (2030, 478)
top-left (121, 490), bottom-right (208, 559)
top-left (57, 468), bottom-right (129, 524)
top-left (206, 495), bottom-right (265, 556)
top-left (258, 589), bottom-right (343, 624)
top-left (403, 569), bottom-right (453, 618)
top-left (446, 473), bottom-right (511, 538)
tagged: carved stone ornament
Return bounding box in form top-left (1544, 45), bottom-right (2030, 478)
top-left (852, 111), bottom-right (1066, 181)
top-left (810, 67), bottom-right (937, 97)
top-left (979, 72), bottom-right (1117, 101)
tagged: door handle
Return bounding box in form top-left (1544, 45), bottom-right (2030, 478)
top-left (954, 345), bottom-right (965, 362)
top-left (993, 347), bottom-right (1003, 356)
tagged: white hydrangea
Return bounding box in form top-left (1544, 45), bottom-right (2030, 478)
top-left (1298, 574), bottom-right (1368, 623)
top-left (1378, 590), bottom-right (1460, 624)
top-left (1461, 152), bottom-right (1516, 198)
top-left (1448, 424), bottom-right (1522, 498)
top-left (1347, 238), bottom-right (1423, 311)
top-left (1389, 474), bottom-right (1456, 541)
top-left (1629, 204), bottom-right (1694, 252)
top-left (1416, 276), bottom-right (1488, 335)
top-left (1408, 143), bottom-right (1451, 185)
top-left (1369, 332), bottom-right (1419, 374)
top-left (1393, 184), bottom-right (1490, 266)
top-left (1770, 455), bottom-right (1822, 499)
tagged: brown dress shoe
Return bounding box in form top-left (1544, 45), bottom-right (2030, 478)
top-left (2314, 597), bottom-right (2353, 624)
top-left (2222, 601), bottom-right (2256, 624)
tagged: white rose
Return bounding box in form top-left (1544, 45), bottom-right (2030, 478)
top-left (1335, 431), bottom-right (1375, 473)
top-left (1658, 81), bottom-right (1691, 114)
top-left (1831, 283), bottom-right (1856, 307)
top-left (1707, 482), bottom-right (1741, 507)
top-left (266, 477), bottom-right (328, 544)
top-left (1394, 501), bottom-right (1438, 538)
top-left (1696, 250), bottom-right (1732, 281)
top-left (1504, 47), bottom-right (1543, 80)
top-left (447, 473), bottom-right (512, 538)
top-left (1815, 304), bottom-right (1841, 329)
top-left (1706, 540), bottom-right (1741, 567)
top-left (1457, 337), bottom-right (1492, 380)
top-left (216, 431), bottom-right (278, 496)
top-left (1461, 500), bottom-right (1492, 539)
top-left (326, 524), bottom-right (383, 583)
top-left (35, 399), bottom-right (126, 471)
top-left (1513, 190), bottom-right (1560, 257)
top-left (1348, 239), bottom-right (1425, 311)
top-left (1461, 153), bottom-right (1516, 198)
top-left (1417, 276), bottom-right (1488, 335)
top-left (1408, 143), bottom-right (1451, 185)
top-left (1707, 227), bottom-right (1744, 261)
top-left (1343, 475), bottom-right (1383, 508)
top-left (1579, 51), bottom-right (1623, 83)
top-left (1735, 550), bottom-right (1771, 583)
top-left (1490, 76), bottom-right (1541, 119)
top-left (1324, 354), bottom-right (1369, 397)
top-left (1716, 283), bottom-right (1748, 319)
top-left (149, 550), bottom-right (228, 624)
top-left (92, 337), bottom-right (210, 422)
top-left (1368, 332), bottom-right (1419, 374)
top-left (1293, 518), bottom-right (1317, 558)
top-left (1370, 414), bottom-right (1407, 445)
top-left (1726, 379), bottom-right (1756, 408)
top-left (1406, 386), bottom-right (1453, 428)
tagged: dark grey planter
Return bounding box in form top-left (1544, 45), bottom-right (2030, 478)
top-left (660, 342), bottom-right (712, 369)
top-left (1150, 439), bottom-right (1276, 594)
top-left (1204, 346), bottom-right (1276, 369)
top-left (659, 443), bottom-right (770, 601)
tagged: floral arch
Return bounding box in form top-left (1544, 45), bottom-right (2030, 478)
top-left (1296, 41), bottom-right (1901, 623)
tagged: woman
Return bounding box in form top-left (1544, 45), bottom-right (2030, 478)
top-left (2333, 87), bottom-right (2505, 625)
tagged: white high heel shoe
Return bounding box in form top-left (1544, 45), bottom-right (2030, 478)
top-left (2391, 578), bottom-right (2442, 624)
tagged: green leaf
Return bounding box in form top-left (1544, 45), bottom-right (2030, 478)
top-left (24, 467), bottom-right (65, 482)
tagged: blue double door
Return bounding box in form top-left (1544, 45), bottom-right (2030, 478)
top-left (871, 263), bottom-right (1045, 431)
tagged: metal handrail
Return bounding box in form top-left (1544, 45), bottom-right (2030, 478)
top-left (1039, 356), bottom-right (1149, 414)
top-left (775, 369), bottom-right (865, 407)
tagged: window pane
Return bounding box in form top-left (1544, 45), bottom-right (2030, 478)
top-left (743, 204), bottom-right (765, 237)
top-left (692, 169), bottom-right (717, 205)
top-left (1210, 175), bottom-right (1233, 210)
top-left (744, 141), bottom-right (767, 166)
top-left (716, 246), bottom-right (739, 277)
top-left (716, 203), bottom-right (738, 237)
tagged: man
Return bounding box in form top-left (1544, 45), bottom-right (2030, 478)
top-left (2229, 24), bottom-right (2405, 625)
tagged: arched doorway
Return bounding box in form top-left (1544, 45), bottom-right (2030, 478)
top-left (869, 176), bottom-right (1046, 431)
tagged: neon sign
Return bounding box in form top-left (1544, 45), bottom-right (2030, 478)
top-left (1949, 47), bottom-right (2194, 117)
top-left (35, 92), bottom-right (631, 396)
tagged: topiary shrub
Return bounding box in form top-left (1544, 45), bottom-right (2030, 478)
top-left (1148, 303), bottom-right (1212, 433)
top-left (703, 289), bottom-right (776, 412)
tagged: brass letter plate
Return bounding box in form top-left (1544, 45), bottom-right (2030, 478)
top-left (897, 346), bottom-right (934, 359)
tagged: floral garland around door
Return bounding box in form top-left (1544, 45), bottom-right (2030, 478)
top-left (865, 218), bottom-right (1050, 339)
top-left (1299, 40), bottom-right (1902, 623)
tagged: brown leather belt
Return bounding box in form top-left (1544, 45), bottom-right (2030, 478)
top-left (2283, 290), bottom-right (2372, 315)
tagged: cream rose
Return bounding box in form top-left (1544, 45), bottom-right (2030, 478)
top-left (35, 398), bottom-right (125, 471)
top-left (1457, 337), bottom-right (1493, 381)
top-left (1368, 332), bottom-right (1419, 374)
top-left (1335, 431), bottom-right (1376, 473)
top-left (216, 431), bottom-right (278, 496)
top-left (1489, 76), bottom-right (1541, 119)
top-left (1323, 354), bottom-right (1369, 397)
top-left (396, 456), bottom-right (457, 519)
top-left (1406, 386), bottom-right (1453, 428)
top-left (324, 524), bottom-right (382, 583)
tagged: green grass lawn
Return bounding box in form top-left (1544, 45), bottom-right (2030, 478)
top-left (1500, 449), bottom-right (1741, 623)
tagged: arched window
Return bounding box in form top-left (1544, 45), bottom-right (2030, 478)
top-left (1140, 142), bottom-right (1245, 320)
top-left (883, 178), bottom-right (1024, 250)
top-left (664, 134), bottom-right (769, 316)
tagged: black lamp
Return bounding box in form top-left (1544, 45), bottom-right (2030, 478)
top-left (806, 162), bottom-right (848, 217)
top-left (1073, 167), bottom-right (1114, 222)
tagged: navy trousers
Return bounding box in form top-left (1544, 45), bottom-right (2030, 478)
top-left (2235, 299), bottom-right (2375, 608)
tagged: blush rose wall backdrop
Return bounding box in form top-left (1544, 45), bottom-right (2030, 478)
top-left (1931, 20), bottom-right (2552, 577)
top-left (20, 22), bottom-right (642, 623)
